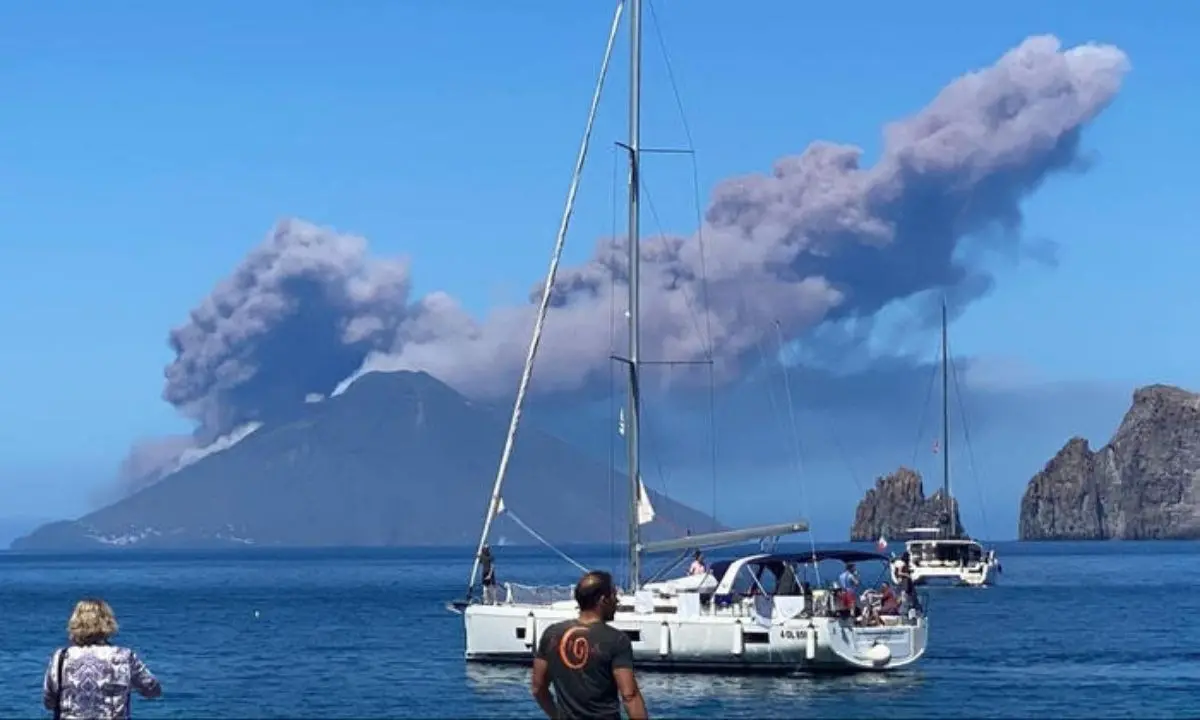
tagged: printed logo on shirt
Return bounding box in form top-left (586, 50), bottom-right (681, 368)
top-left (557, 625), bottom-right (591, 670)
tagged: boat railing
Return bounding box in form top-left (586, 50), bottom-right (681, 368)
top-left (502, 582), bottom-right (574, 606)
top-left (702, 589), bottom-right (927, 627)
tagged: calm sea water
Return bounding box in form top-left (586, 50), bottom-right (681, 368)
top-left (2, 541), bottom-right (1198, 719)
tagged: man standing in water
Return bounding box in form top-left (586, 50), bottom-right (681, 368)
top-left (531, 571), bottom-right (648, 720)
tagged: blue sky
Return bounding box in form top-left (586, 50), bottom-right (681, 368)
top-left (2, 1), bottom-right (1198, 533)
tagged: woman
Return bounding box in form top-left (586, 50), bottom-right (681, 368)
top-left (43, 598), bottom-right (162, 719)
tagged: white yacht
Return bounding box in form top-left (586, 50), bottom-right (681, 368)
top-left (888, 303), bottom-right (1001, 588)
top-left (461, 548), bottom-right (926, 673)
top-left (892, 527), bottom-right (999, 587)
top-left (447, 0), bottom-right (928, 673)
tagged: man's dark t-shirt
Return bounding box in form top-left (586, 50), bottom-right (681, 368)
top-left (536, 618), bottom-right (633, 720)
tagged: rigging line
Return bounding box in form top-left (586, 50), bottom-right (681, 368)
top-left (504, 510), bottom-right (590, 573)
top-left (647, 0), bottom-right (697, 152)
top-left (772, 319), bottom-right (821, 585)
top-left (756, 336), bottom-right (788, 457)
top-left (686, 104), bottom-right (719, 526)
top-left (947, 339), bottom-right (993, 542)
top-left (647, 0), bottom-right (719, 523)
top-left (909, 348), bottom-right (940, 472)
top-left (465, 0), bottom-right (626, 600)
top-left (631, 177), bottom-right (683, 507)
top-left (638, 176), bottom-right (709, 352)
top-left (609, 143), bottom-right (620, 569)
top-left (825, 425), bottom-right (866, 495)
top-left (743, 296), bottom-right (788, 459)
top-left (637, 174), bottom-right (714, 525)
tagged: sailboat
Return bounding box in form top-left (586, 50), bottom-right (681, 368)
top-left (448, 0), bottom-right (928, 672)
top-left (889, 300), bottom-right (1001, 588)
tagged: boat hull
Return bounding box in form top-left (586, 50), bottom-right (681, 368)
top-left (892, 559), bottom-right (999, 587)
top-left (462, 602), bottom-right (926, 674)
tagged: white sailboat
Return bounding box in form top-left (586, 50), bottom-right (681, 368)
top-left (448, 0), bottom-right (928, 672)
top-left (889, 301), bottom-right (1001, 588)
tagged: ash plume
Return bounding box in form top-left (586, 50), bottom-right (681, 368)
top-left (158, 35), bottom-right (1128, 453)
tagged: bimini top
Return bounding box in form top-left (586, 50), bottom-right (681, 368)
top-left (751, 549), bottom-right (889, 565)
top-left (707, 548), bottom-right (889, 584)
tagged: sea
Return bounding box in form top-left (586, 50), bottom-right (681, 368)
top-left (2, 541), bottom-right (1197, 719)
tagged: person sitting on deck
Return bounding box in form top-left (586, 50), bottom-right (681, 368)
top-left (878, 582), bottom-right (900, 615)
top-left (860, 601), bottom-right (883, 626)
top-left (688, 550), bottom-right (706, 576)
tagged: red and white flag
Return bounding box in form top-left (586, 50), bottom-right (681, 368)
top-left (876, 535), bottom-right (888, 551)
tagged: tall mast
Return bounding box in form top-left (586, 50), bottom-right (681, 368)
top-left (625, 0), bottom-right (644, 592)
top-left (460, 0), bottom-right (625, 603)
top-left (941, 298), bottom-right (953, 538)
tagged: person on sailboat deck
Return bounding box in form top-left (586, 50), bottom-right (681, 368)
top-left (837, 563), bottom-right (859, 616)
top-left (688, 550), bottom-right (706, 576)
top-left (894, 552), bottom-right (920, 610)
top-left (878, 582), bottom-right (900, 614)
top-left (479, 544), bottom-right (497, 605)
top-left (531, 571), bottom-right (649, 720)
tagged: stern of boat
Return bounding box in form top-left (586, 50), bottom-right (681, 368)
top-left (819, 616), bottom-right (928, 672)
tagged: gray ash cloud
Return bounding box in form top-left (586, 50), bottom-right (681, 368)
top-left (157, 35), bottom-right (1129, 450)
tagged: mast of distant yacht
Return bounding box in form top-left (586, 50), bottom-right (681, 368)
top-left (941, 298), bottom-right (954, 539)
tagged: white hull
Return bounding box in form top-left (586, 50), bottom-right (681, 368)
top-left (900, 559), bottom-right (998, 587)
top-left (461, 599), bottom-right (927, 674)
top-left (891, 540), bottom-right (1000, 587)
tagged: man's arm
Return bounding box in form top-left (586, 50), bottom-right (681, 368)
top-left (531, 628), bottom-right (558, 719)
top-left (611, 636), bottom-right (647, 720)
top-left (531, 658), bottom-right (558, 719)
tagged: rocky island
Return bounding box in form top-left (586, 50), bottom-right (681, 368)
top-left (1019, 384), bottom-right (1200, 540)
top-left (849, 467), bottom-right (964, 541)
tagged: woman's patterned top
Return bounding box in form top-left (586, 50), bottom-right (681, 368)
top-left (42, 645), bottom-right (161, 720)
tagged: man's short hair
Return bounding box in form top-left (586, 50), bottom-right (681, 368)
top-left (574, 570), bottom-right (615, 611)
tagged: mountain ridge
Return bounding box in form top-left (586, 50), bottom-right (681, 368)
top-left (12, 371), bottom-right (722, 550)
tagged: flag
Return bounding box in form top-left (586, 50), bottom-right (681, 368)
top-left (932, 439), bottom-right (940, 454)
top-left (876, 535), bottom-right (888, 551)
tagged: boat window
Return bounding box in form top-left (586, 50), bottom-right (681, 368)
top-left (774, 562), bottom-right (802, 596)
top-left (729, 564), bottom-right (777, 595)
top-left (917, 542), bottom-right (984, 563)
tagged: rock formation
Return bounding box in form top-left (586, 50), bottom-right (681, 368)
top-left (1019, 384), bottom-right (1200, 540)
top-left (850, 467), bottom-right (964, 541)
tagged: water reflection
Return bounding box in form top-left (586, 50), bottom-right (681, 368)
top-left (465, 662), bottom-right (925, 704)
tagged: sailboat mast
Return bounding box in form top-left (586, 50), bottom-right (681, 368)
top-left (941, 298), bottom-right (953, 538)
top-left (625, 0), bottom-right (644, 592)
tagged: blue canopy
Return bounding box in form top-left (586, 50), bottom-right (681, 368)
top-left (707, 548), bottom-right (889, 583)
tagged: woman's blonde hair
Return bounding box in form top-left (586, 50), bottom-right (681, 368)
top-left (67, 598), bottom-right (119, 645)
